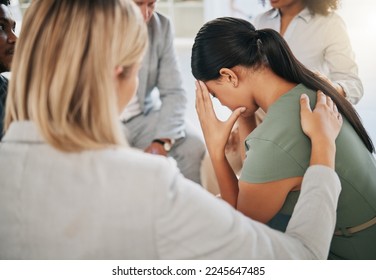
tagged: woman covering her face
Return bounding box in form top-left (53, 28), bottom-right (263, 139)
top-left (191, 17), bottom-right (376, 260)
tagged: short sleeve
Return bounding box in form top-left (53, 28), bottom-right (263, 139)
top-left (240, 138), bottom-right (306, 183)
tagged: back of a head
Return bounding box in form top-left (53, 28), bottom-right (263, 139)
top-left (5, 0), bottom-right (147, 152)
top-left (191, 17), bottom-right (262, 81)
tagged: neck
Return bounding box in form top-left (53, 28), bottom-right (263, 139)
top-left (251, 68), bottom-right (297, 113)
top-left (279, 1), bottom-right (305, 18)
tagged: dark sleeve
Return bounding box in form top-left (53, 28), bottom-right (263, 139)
top-left (0, 76), bottom-right (9, 139)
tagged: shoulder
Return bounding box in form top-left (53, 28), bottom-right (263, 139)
top-left (93, 147), bottom-right (178, 186)
top-left (152, 12), bottom-right (171, 24)
top-left (149, 12), bottom-right (172, 33)
top-left (264, 84), bottom-right (316, 121)
top-left (253, 9), bottom-right (278, 28)
top-left (324, 11), bottom-right (345, 23)
top-left (310, 12), bottom-right (349, 41)
top-left (247, 85), bottom-right (315, 147)
top-left (0, 75), bottom-right (8, 99)
top-left (0, 74), bottom-right (8, 84)
top-left (312, 11), bottom-right (346, 28)
top-left (256, 8), bottom-right (277, 20)
top-left (0, 74), bottom-right (8, 87)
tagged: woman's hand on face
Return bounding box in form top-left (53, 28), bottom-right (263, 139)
top-left (195, 80), bottom-right (245, 158)
top-left (300, 91), bottom-right (343, 145)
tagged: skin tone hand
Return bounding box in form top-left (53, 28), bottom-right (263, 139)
top-left (195, 80), bottom-right (245, 160)
top-left (196, 80), bottom-right (246, 206)
top-left (300, 91), bottom-right (343, 169)
top-left (225, 123), bottom-right (240, 153)
top-left (144, 142), bottom-right (168, 156)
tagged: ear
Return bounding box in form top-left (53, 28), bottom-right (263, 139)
top-left (114, 65), bottom-right (125, 79)
top-left (219, 68), bottom-right (239, 87)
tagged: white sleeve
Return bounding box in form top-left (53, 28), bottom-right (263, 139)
top-left (155, 165), bottom-right (341, 259)
top-left (284, 165), bottom-right (341, 258)
top-left (324, 14), bottom-right (363, 104)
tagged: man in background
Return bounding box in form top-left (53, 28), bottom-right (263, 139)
top-left (121, 0), bottom-right (206, 183)
top-left (0, 0), bottom-right (17, 139)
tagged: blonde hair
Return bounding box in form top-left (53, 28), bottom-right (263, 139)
top-left (5, 0), bottom-right (147, 152)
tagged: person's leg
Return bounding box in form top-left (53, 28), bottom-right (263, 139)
top-left (121, 112), bottom-right (157, 149)
top-left (169, 121), bottom-right (206, 184)
top-left (122, 112), bottom-right (206, 184)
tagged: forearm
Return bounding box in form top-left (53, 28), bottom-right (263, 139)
top-left (324, 15), bottom-right (363, 105)
top-left (210, 153), bottom-right (239, 207)
top-left (157, 161), bottom-right (340, 259)
top-left (285, 166), bottom-right (341, 259)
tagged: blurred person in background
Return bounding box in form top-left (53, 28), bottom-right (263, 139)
top-left (254, 0), bottom-right (363, 104)
top-left (0, 0), bottom-right (17, 139)
top-left (120, 0), bottom-right (206, 184)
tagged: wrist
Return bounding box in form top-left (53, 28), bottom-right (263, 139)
top-left (208, 148), bottom-right (226, 162)
top-left (152, 138), bottom-right (175, 152)
top-left (310, 137), bottom-right (336, 150)
top-left (310, 139), bottom-right (336, 169)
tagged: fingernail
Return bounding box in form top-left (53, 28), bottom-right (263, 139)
top-left (300, 94), bottom-right (308, 99)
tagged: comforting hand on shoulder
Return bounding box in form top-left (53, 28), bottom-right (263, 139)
top-left (300, 91), bottom-right (343, 168)
top-left (300, 91), bottom-right (343, 144)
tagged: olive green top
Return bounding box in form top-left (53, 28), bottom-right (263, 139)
top-left (240, 84), bottom-right (376, 259)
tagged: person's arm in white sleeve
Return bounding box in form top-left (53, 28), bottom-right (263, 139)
top-left (154, 92), bottom-right (342, 259)
top-left (323, 14), bottom-right (363, 104)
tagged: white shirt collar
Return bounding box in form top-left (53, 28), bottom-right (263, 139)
top-left (268, 7), bottom-right (313, 23)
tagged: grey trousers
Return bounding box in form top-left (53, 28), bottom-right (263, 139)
top-left (122, 110), bottom-right (206, 184)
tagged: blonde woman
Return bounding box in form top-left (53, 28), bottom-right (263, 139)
top-left (0, 0), bottom-right (342, 259)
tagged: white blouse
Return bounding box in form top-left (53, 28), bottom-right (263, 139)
top-left (254, 8), bottom-right (363, 104)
